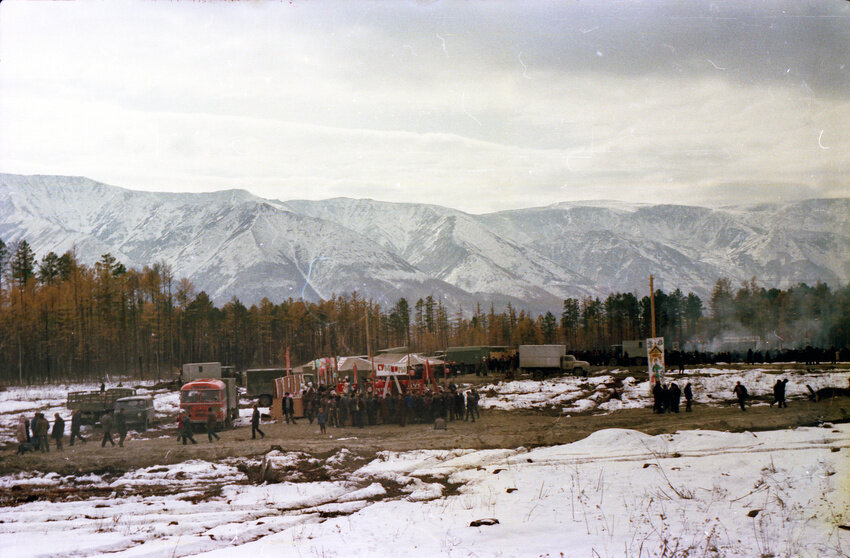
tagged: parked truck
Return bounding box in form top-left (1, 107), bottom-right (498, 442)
top-left (245, 368), bottom-right (289, 407)
top-left (179, 378), bottom-right (239, 430)
top-left (518, 345), bottom-right (589, 378)
top-left (67, 388), bottom-right (136, 424)
top-left (444, 346), bottom-right (508, 375)
top-left (114, 395), bottom-right (155, 431)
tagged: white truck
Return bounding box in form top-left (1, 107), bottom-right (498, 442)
top-left (519, 345), bottom-right (589, 378)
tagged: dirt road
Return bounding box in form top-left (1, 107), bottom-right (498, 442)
top-left (2, 395), bottom-right (848, 477)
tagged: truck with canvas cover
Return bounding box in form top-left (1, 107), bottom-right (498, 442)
top-left (246, 368), bottom-right (288, 407)
top-left (445, 346), bottom-right (507, 374)
top-left (67, 388), bottom-right (136, 424)
top-left (519, 345), bottom-right (589, 378)
top-left (179, 378), bottom-right (238, 430)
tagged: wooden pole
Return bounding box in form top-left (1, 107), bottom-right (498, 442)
top-left (365, 305), bottom-right (376, 390)
top-left (650, 275), bottom-right (656, 338)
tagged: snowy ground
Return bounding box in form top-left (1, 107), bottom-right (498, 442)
top-left (1, 424), bottom-right (847, 557)
top-left (477, 366), bottom-right (850, 415)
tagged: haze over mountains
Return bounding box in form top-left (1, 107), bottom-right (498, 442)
top-left (1, 174), bottom-right (848, 313)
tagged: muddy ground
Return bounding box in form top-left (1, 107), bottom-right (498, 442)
top-left (2, 390), bottom-right (848, 479)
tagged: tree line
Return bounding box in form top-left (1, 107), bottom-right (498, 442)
top-left (0, 237), bottom-right (848, 383)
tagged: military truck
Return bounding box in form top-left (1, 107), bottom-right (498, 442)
top-left (444, 346), bottom-right (508, 375)
top-left (245, 368), bottom-right (288, 407)
top-left (67, 388), bottom-right (136, 424)
top-left (114, 395), bottom-right (155, 431)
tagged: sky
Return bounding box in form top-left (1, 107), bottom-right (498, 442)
top-left (0, 0), bottom-right (848, 214)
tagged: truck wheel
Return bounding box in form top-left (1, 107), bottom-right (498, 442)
top-left (141, 417), bottom-right (148, 432)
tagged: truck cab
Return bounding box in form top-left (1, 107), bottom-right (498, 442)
top-left (114, 396), bottom-right (155, 431)
top-left (561, 354), bottom-right (590, 376)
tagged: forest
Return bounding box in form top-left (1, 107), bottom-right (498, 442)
top-left (1, 238), bottom-right (849, 383)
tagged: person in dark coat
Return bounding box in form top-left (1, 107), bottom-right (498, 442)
top-left (772, 378), bottom-right (788, 408)
top-left (31, 413), bottom-right (39, 443)
top-left (206, 407), bottom-right (220, 442)
top-left (339, 393), bottom-right (350, 427)
top-left (465, 391), bottom-right (476, 422)
top-left (181, 413), bottom-right (197, 445)
top-left (317, 407), bottom-right (327, 434)
top-left (684, 382), bottom-right (693, 412)
top-left (52, 413), bottom-right (65, 450)
top-left (282, 393), bottom-right (296, 424)
top-left (70, 409), bottom-right (87, 445)
top-left (454, 391), bottom-right (464, 421)
top-left (668, 383), bottom-right (681, 413)
top-left (652, 382), bottom-right (663, 413)
top-left (100, 412), bottom-right (115, 447)
top-left (251, 404), bottom-right (265, 439)
top-left (115, 408), bottom-right (128, 447)
top-left (733, 381), bottom-right (748, 411)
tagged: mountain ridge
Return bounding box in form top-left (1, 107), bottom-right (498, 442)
top-left (1, 173), bottom-right (848, 312)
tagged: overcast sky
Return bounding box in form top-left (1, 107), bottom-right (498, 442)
top-left (0, 0), bottom-right (847, 213)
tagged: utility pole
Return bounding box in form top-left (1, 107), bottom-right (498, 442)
top-left (650, 275), bottom-right (656, 338)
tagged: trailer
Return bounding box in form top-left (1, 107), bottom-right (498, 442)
top-left (67, 388), bottom-right (136, 424)
top-left (182, 362), bottom-right (222, 383)
top-left (269, 373), bottom-right (316, 420)
top-left (179, 378), bottom-right (239, 430)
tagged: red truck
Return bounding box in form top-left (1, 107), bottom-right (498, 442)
top-left (180, 378), bottom-right (239, 429)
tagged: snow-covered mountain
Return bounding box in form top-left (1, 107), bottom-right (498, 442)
top-left (1, 173), bottom-right (848, 311)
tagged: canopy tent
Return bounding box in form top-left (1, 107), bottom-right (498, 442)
top-left (372, 353), bottom-right (445, 367)
top-left (335, 356), bottom-right (373, 372)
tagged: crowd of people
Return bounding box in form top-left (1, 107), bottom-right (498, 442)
top-left (281, 383), bottom-right (482, 429)
top-left (7, 369), bottom-right (821, 455)
top-left (650, 376), bottom-right (792, 414)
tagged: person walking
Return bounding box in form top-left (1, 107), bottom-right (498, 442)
top-left (115, 408), bottom-right (128, 447)
top-left (283, 393), bottom-right (296, 424)
top-left (206, 407), bottom-right (220, 442)
top-left (251, 404), bottom-right (265, 439)
top-left (317, 407), bottom-right (327, 434)
top-left (52, 413), bottom-right (65, 450)
top-left (772, 378), bottom-right (788, 408)
top-left (733, 381), bottom-right (748, 411)
top-left (181, 413), bottom-right (197, 445)
top-left (69, 409), bottom-right (87, 445)
top-left (100, 412), bottom-right (115, 447)
top-left (176, 410), bottom-right (186, 443)
top-left (684, 382), bottom-right (693, 412)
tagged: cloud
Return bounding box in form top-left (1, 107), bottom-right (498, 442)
top-left (0, 0), bottom-right (847, 213)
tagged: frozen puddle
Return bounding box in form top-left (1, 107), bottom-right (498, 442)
top-left (1, 426), bottom-right (849, 557)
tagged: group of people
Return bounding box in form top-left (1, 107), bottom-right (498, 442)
top-left (279, 383), bottom-right (482, 430)
top-left (651, 381), bottom-right (693, 413)
top-left (175, 407), bottom-right (221, 444)
top-left (733, 378), bottom-right (791, 411)
top-left (16, 410), bottom-right (79, 453)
